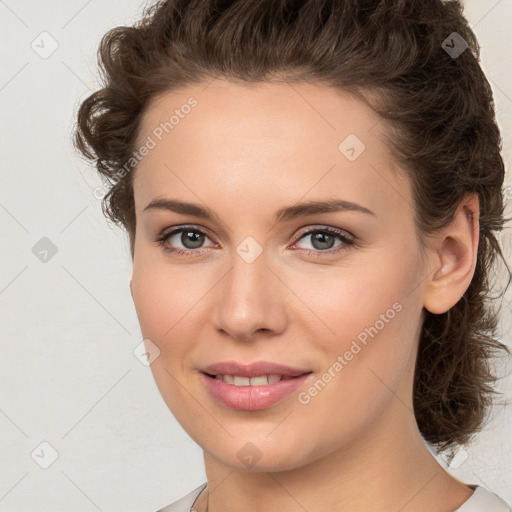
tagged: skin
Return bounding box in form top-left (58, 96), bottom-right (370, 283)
top-left (129, 79), bottom-right (480, 511)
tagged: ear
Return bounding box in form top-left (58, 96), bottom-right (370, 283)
top-left (422, 193), bottom-right (480, 315)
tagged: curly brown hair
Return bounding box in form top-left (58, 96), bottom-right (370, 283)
top-left (74, 0), bottom-right (511, 456)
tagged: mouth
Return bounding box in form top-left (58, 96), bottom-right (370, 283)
top-left (200, 360), bottom-right (311, 379)
top-left (203, 373), bottom-right (310, 386)
top-left (199, 361), bottom-right (313, 410)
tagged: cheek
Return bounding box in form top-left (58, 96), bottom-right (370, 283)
top-left (131, 261), bottom-right (206, 342)
top-left (131, 265), bottom-right (199, 420)
top-left (130, 263), bottom-right (211, 406)
top-left (292, 299), bottom-right (419, 460)
top-left (291, 251), bottom-right (421, 407)
top-left (131, 269), bottom-right (168, 340)
top-left (288, 252), bottom-right (415, 349)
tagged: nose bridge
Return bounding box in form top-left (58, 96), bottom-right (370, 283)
top-left (213, 241), bottom-right (285, 339)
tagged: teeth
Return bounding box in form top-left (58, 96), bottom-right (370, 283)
top-left (249, 376), bottom-right (268, 386)
top-left (214, 374), bottom-right (284, 386)
top-left (234, 376), bottom-right (250, 386)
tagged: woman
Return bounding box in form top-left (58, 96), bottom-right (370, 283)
top-left (74, 0), bottom-right (511, 510)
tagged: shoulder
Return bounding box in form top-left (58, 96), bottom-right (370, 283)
top-left (456, 485), bottom-right (511, 512)
top-left (155, 483), bottom-right (207, 512)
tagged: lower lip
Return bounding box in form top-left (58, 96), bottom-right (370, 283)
top-left (201, 373), bottom-right (312, 411)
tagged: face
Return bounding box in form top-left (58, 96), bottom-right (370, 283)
top-left (130, 79), bottom-right (428, 472)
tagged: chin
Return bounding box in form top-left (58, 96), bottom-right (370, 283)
top-left (201, 434), bottom-right (318, 473)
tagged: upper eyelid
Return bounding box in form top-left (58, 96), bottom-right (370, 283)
top-left (161, 224), bottom-right (216, 242)
top-left (294, 225), bottom-right (354, 240)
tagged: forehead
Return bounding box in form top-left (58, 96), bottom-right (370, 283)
top-left (137, 79), bottom-right (384, 149)
top-left (133, 79), bottom-right (412, 221)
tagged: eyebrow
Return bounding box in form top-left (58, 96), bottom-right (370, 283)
top-left (143, 197), bottom-right (375, 223)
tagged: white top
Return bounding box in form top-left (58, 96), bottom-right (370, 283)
top-left (157, 483), bottom-right (511, 512)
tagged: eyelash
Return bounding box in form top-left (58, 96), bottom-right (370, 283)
top-left (155, 225), bottom-right (357, 258)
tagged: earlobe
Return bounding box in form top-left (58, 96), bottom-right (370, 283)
top-left (423, 193), bottom-right (480, 315)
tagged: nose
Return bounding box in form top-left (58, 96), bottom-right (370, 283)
top-left (212, 250), bottom-right (288, 342)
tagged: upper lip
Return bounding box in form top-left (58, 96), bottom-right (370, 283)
top-left (201, 361), bottom-right (311, 378)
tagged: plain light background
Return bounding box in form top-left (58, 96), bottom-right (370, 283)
top-left (0, 0), bottom-right (511, 510)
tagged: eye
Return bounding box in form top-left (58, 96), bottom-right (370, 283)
top-left (155, 226), bottom-right (216, 257)
top-left (291, 226), bottom-right (356, 256)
